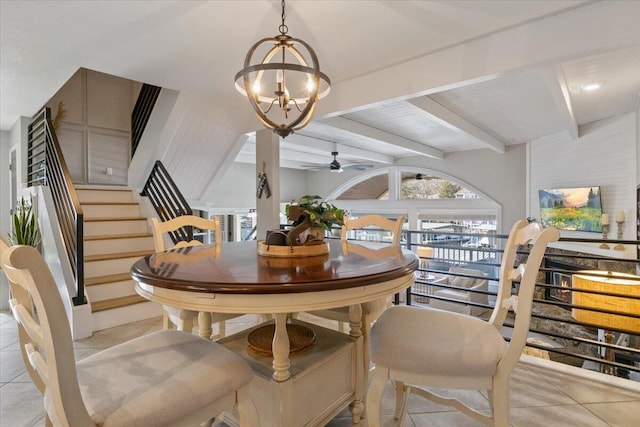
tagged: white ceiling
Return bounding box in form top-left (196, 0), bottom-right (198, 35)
top-left (2, 1), bottom-right (640, 172)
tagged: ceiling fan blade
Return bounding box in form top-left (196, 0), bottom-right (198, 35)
top-left (343, 164), bottom-right (374, 171)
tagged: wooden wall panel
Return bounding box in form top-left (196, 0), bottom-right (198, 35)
top-left (44, 67), bottom-right (135, 185)
top-left (88, 130), bottom-right (129, 185)
top-left (86, 70), bottom-right (132, 131)
top-left (56, 125), bottom-right (86, 183)
top-left (46, 68), bottom-right (84, 125)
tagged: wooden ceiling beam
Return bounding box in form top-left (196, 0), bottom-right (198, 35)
top-left (321, 116), bottom-right (444, 160)
top-left (408, 96), bottom-right (506, 153)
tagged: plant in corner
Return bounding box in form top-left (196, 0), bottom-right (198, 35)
top-left (9, 196), bottom-right (42, 248)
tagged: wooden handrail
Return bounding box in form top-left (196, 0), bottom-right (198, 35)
top-left (27, 107), bottom-right (85, 305)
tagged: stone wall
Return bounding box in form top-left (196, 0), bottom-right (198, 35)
top-left (529, 247), bottom-right (638, 368)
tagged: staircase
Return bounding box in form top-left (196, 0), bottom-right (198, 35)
top-left (77, 186), bottom-right (162, 331)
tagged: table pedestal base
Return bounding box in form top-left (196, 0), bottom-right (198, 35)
top-left (218, 320), bottom-right (357, 427)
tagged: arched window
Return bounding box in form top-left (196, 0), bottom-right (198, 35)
top-left (328, 167), bottom-right (501, 246)
top-left (336, 172), bottom-right (389, 200)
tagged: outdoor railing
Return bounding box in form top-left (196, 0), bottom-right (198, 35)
top-left (26, 107), bottom-right (85, 305)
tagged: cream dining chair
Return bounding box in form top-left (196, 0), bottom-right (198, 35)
top-left (151, 215), bottom-right (242, 338)
top-left (1, 237), bottom-right (46, 396)
top-left (307, 214), bottom-right (405, 384)
top-left (366, 220), bottom-right (560, 427)
top-left (1, 244), bottom-right (260, 427)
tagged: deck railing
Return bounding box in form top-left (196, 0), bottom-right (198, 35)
top-left (402, 228), bottom-right (640, 381)
top-left (26, 107), bottom-right (85, 305)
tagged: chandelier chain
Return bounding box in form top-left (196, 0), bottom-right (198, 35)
top-left (279, 0), bottom-right (288, 35)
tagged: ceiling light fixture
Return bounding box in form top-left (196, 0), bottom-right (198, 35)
top-left (583, 82), bottom-right (602, 92)
top-left (330, 151), bottom-right (343, 173)
top-left (235, 0), bottom-right (331, 138)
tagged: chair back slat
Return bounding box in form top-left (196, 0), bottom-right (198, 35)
top-left (341, 215), bottom-right (405, 246)
top-left (9, 299), bottom-right (46, 348)
top-left (488, 220), bottom-right (560, 371)
top-left (24, 342), bottom-right (50, 385)
top-left (151, 215), bottom-right (221, 252)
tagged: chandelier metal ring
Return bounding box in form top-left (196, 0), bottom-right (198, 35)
top-left (234, 0), bottom-right (330, 138)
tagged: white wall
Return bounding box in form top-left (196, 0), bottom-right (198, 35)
top-left (637, 106), bottom-right (639, 186)
top-left (0, 130), bottom-right (10, 237)
top-left (0, 130), bottom-right (10, 310)
top-left (0, 117), bottom-right (30, 310)
top-left (199, 161), bottom-right (308, 210)
top-left (529, 113), bottom-right (637, 244)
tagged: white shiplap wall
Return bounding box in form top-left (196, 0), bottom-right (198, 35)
top-left (529, 112), bottom-right (637, 242)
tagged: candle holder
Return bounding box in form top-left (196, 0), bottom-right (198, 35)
top-left (614, 220), bottom-right (625, 251)
top-left (599, 224), bottom-right (610, 249)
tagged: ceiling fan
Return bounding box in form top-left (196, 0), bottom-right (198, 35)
top-left (302, 151), bottom-right (375, 172)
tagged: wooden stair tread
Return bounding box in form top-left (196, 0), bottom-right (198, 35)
top-left (86, 273), bottom-right (133, 286)
top-left (76, 186), bottom-right (131, 191)
top-left (85, 250), bottom-right (153, 262)
top-left (85, 217), bottom-right (147, 222)
top-left (85, 233), bottom-right (152, 241)
top-left (91, 294), bottom-right (148, 313)
top-left (81, 201), bottom-right (139, 206)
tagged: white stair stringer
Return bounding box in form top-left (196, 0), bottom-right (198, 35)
top-left (91, 300), bottom-right (162, 332)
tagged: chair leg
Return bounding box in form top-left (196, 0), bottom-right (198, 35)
top-left (365, 366), bottom-right (389, 427)
top-left (362, 316), bottom-right (373, 386)
top-left (237, 387), bottom-right (260, 427)
top-left (162, 310), bottom-right (173, 329)
top-left (180, 317), bottom-right (194, 334)
top-left (491, 377), bottom-right (510, 427)
top-left (394, 380), bottom-right (405, 420)
top-left (396, 385), bottom-right (412, 427)
top-left (218, 320), bottom-right (226, 339)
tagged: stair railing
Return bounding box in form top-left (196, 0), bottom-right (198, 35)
top-left (27, 107), bottom-right (85, 305)
top-left (131, 84), bottom-right (161, 157)
top-left (141, 160), bottom-right (192, 244)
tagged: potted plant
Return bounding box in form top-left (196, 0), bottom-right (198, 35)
top-left (285, 195), bottom-right (344, 243)
top-left (9, 196), bottom-right (41, 248)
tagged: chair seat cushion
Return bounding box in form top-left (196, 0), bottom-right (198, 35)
top-left (76, 329), bottom-right (253, 427)
top-left (370, 305), bottom-right (507, 377)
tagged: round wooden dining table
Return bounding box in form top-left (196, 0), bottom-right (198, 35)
top-left (131, 239), bottom-right (417, 423)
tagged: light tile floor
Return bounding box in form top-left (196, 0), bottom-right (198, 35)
top-left (1, 310), bottom-right (639, 427)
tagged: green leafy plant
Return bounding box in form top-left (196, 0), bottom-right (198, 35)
top-left (9, 197), bottom-right (42, 248)
top-left (285, 195), bottom-right (345, 231)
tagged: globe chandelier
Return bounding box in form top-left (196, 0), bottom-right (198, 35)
top-left (235, 0), bottom-right (331, 138)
